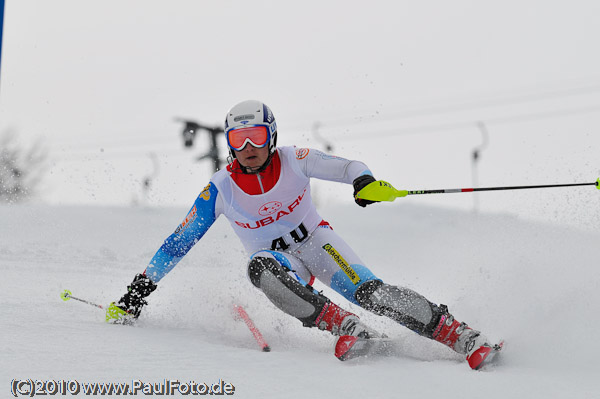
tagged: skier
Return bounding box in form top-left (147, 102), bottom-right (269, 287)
top-left (106, 100), bottom-right (496, 369)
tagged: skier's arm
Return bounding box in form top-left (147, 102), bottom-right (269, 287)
top-left (295, 147), bottom-right (377, 207)
top-left (106, 182), bottom-right (222, 323)
top-left (296, 147), bottom-right (373, 184)
top-left (144, 182), bottom-right (221, 283)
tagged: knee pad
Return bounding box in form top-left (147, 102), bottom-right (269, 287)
top-left (355, 280), bottom-right (445, 337)
top-left (247, 257), bottom-right (328, 327)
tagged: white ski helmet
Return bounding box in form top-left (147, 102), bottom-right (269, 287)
top-left (224, 100), bottom-right (278, 159)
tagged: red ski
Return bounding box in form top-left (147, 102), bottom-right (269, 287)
top-left (335, 335), bottom-right (394, 361)
top-left (467, 340), bottom-right (504, 370)
top-left (337, 334), bottom-right (505, 370)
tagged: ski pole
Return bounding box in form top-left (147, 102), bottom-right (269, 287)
top-left (356, 178), bottom-right (600, 202)
top-left (232, 304), bottom-right (271, 352)
top-left (60, 289), bottom-right (105, 310)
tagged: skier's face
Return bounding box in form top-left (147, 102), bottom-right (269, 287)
top-left (235, 144), bottom-right (270, 171)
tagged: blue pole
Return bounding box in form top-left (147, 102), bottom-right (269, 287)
top-left (0, 0), bottom-right (5, 85)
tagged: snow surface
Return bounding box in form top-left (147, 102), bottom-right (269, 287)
top-left (2, 202), bottom-right (599, 398)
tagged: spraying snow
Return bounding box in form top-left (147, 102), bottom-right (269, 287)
top-left (1, 202), bottom-right (598, 398)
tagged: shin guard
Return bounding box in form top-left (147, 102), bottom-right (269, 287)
top-left (248, 256), bottom-right (329, 327)
top-left (355, 280), bottom-right (445, 336)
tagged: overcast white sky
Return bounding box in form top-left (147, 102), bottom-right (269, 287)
top-left (1, 0), bottom-right (599, 231)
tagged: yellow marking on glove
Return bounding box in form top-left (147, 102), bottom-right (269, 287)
top-left (355, 181), bottom-right (407, 202)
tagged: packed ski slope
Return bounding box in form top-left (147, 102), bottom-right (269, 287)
top-left (2, 202), bottom-right (598, 398)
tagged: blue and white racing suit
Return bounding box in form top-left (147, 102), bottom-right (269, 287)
top-left (144, 146), bottom-right (379, 304)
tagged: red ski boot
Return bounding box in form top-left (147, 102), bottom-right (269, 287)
top-left (314, 301), bottom-right (382, 360)
top-left (314, 301), bottom-right (372, 336)
top-left (431, 311), bottom-right (496, 370)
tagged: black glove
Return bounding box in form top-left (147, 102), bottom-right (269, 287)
top-left (353, 175), bottom-right (377, 207)
top-left (115, 273), bottom-right (158, 318)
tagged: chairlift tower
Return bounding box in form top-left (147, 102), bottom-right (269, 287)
top-left (175, 118), bottom-right (225, 173)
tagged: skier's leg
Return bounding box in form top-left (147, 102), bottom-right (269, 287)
top-left (353, 279), bottom-right (488, 354)
top-left (353, 279), bottom-right (443, 336)
top-left (300, 226), bottom-right (489, 358)
top-left (247, 250), bottom-right (375, 337)
top-left (297, 225), bottom-right (436, 329)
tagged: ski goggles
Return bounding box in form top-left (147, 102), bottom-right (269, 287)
top-left (226, 125), bottom-right (270, 151)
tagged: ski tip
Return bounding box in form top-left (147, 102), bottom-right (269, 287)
top-left (596, 178), bottom-right (599, 189)
top-left (335, 336), bottom-right (359, 361)
top-left (468, 346), bottom-right (493, 370)
top-left (468, 340), bottom-right (504, 370)
top-left (60, 289), bottom-right (72, 301)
